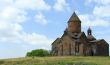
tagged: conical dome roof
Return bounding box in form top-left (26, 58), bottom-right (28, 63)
top-left (68, 12), bottom-right (81, 23)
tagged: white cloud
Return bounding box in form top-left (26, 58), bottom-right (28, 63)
top-left (86, 0), bottom-right (110, 5)
top-left (86, 0), bottom-right (110, 18)
top-left (79, 14), bottom-right (110, 27)
top-left (34, 12), bottom-right (48, 25)
top-left (0, 0), bottom-right (51, 24)
top-left (93, 5), bottom-right (110, 17)
top-left (0, 6), bottom-right (27, 23)
top-left (21, 32), bottom-right (53, 45)
top-left (0, 0), bottom-right (53, 47)
top-left (0, 0), bottom-right (51, 11)
top-left (14, 0), bottom-right (51, 11)
top-left (84, 0), bottom-right (110, 26)
top-left (53, 0), bottom-right (70, 12)
top-left (0, 27), bottom-right (53, 47)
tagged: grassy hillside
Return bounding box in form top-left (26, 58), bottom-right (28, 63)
top-left (0, 56), bottom-right (110, 65)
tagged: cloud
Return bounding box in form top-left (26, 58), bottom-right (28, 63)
top-left (21, 32), bottom-right (53, 45)
top-left (0, 6), bottom-right (27, 24)
top-left (86, 0), bottom-right (110, 5)
top-left (86, 0), bottom-right (110, 18)
top-left (0, 0), bottom-right (54, 59)
top-left (93, 5), bottom-right (110, 17)
top-left (0, 27), bottom-right (53, 48)
top-left (34, 12), bottom-right (48, 25)
top-left (0, 0), bottom-right (53, 47)
top-left (0, 0), bottom-right (51, 23)
top-left (80, 0), bottom-right (110, 27)
top-left (0, 0), bottom-right (51, 11)
top-left (53, 0), bottom-right (70, 12)
top-left (79, 14), bottom-right (110, 27)
top-left (14, 0), bottom-right (51, 11)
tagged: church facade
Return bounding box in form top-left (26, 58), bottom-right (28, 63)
top-left (51, 12), bottom-right (109, 56)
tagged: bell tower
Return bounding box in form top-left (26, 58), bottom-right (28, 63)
top-left (87, 27), bottom-right (96, 41)
top-left (67, 12), bottom-right (81, 33)
top-left (87, 27), bottom-right (92, 35)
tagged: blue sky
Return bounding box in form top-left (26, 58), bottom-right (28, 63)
top-left (0, 0), bottom-right (110, 59)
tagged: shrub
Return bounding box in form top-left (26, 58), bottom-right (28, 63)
top-left (0, 60), bottom-right (4, 64)
top-left (26, 49), bottom-right (50, 57)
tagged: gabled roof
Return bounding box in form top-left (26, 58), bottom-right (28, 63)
top-left (90, 39), bottom-right (109, 45)
top-left (68, 12), bottom-right (81, 23)
top-left (52, 38), bottom-right (61, 45)
top-left (87, 35), bottom-right (96, 41)
top-left (66, 32), bottom-right (87, 43)
top-left (68, 32), bottom-right (87, 39)
top-left (90, 39), bottom-right (102, 42)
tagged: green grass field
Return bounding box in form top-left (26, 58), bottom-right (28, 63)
top-left (0, 56), bottom-right (110, 65)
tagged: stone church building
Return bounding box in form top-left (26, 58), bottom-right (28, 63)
top-left (51, 12), bottom-right (109, 56)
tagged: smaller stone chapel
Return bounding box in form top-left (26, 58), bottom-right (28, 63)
top-left (51, 12), bottom-right (109, 56)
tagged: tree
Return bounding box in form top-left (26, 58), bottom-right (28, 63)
top-left (26, 49), bottom-right (50, 57)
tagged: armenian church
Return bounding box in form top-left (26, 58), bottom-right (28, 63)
top-left (51, 12), bottom-right (109, 56)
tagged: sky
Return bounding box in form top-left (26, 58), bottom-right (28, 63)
top-left (0, 0), bottom-right (110, 59)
